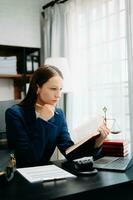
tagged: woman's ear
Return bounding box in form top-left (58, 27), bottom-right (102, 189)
top-left (36, 85), bottom-right (40, 95)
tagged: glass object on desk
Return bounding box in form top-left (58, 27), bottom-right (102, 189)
top-left (103, 106), bottom-right (107, 123)
top-left (102, 106), bottom-right (121, 134)
top-left (107, 118), bottom-right (121, 134)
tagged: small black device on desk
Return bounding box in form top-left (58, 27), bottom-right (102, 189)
top-left (0, 150), bottom-right (16, 183)
top-left (62, 157), bottom-right (98, 175)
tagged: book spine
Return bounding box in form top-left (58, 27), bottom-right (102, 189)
top-left (103, 142), bottom-right (127, 147)
top-left (103, 148), bottom-right (128, 154)
top-left (103, 140), bottom-right (127, 144)
top-left (103, 145), bottom-right (128, 149)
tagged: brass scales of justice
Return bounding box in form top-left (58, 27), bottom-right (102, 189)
top-left (103, 106), bottom-right (121, 134)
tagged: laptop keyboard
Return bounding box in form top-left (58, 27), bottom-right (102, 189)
top-left (105, 157), bottom-right (129, 169)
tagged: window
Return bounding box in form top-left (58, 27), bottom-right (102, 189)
top-left (65, 0), bottom-right (130, 142)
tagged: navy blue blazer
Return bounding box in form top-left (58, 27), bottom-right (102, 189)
top-left (5, 105), bottom-right (74, 168)
top-left (5, 104), bottom-right (102, 168)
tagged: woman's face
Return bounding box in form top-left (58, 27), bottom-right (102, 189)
top-left (36, 75), bottom-right (63, 106)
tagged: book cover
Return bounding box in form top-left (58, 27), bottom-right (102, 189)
top-left (103, 139), bottom-right (128, 147)
top-left (65, 131), bottom-right (100, 160)
top-left (103, 140), bottom-right (129, 157)
top-left (103, 144), bottom-right (128, 150)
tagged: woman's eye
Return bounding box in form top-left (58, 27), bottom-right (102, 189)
top-left (50, 87), bottom-right (62, 91)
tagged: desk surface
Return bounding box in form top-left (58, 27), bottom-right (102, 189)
top-left (1, 160), bottom-right (133, 200)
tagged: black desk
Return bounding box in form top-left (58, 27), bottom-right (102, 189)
top-left (1, 160), bottom-right (133, 200)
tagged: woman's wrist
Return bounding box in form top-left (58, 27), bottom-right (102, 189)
top-left (94, 134), bottom-right (104, 148)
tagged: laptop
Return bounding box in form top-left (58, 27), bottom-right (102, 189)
top-left (93, 153), bottom-right (133, 171)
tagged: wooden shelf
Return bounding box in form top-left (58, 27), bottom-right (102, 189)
top-left (0, 74), bottom-right (32, 78)
top-left (0, 45), bottom-right (40, 100)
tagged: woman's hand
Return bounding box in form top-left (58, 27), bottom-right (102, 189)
top-left (95, 122), bottom-right (110, 148)
top-left (35, 103), bottom-right (55, 121)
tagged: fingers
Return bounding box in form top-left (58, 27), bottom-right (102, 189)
top-left (98, 124), bottom-right (110, 139)
top-left (45, 104), bottom-right (55, 113)
top-left (99, 127), bottom-right (109, 135)
top-left (36, 103), bottom-right (42, 108)
top-left (35, 103), bottom-right (55, 114)
top-left (35, 103), bottom-right (55, 121)
top-left (95, 123), bottom-right (110, 148)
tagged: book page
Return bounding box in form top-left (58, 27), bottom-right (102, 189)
top-left (66, 115), bottom-right (103, 155)
top-left (72, 115), bottom-right (103, 143)
top-left (17, 165), bottom-right (76, 183)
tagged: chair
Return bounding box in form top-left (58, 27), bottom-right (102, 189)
top-left (0, 99), bottom-right (58, 160)
top-left (0, 99), bottom-right (20, 182)
top-left (0, 99), bottom-right (20, 149)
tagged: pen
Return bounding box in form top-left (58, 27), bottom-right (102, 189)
top-left (43, 177), bottom-right (66, 183)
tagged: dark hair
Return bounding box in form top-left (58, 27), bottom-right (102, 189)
top-left (19, 65), bottom-right (63, 108)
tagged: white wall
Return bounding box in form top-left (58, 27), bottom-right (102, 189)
top-left (0, 0), bottom-right (47, 48)
top-left (0, 0), bottom-right (49, 100)
top-left (0, 79), bottom-right (14, 100)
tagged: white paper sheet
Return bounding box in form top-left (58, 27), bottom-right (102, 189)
top-left (17, 164), bottom-right (76, 183)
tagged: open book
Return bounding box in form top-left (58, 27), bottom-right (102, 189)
top-left (65, 116), bottom-right (103, 160)
top-left (65, 131), bottom-right (100, 159)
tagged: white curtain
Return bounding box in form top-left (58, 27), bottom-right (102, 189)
top-left (127, 0), bottom-right (133, 150)
top-left (42, 4), bottom-right (65, 59)
top-left (42, 4), bottom-right (67, 160)
top-left (63, 0), bottom-right (130, 141)
top-left (42, 0), bottom-right (133, 148)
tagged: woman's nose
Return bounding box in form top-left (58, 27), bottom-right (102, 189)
top-left (55, 90), bottom-right (61, 98)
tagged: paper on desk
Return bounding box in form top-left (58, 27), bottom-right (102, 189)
top-left (17, 164), bottom-right (76, 183)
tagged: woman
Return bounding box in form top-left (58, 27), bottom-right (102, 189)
top-left (6, 65), bottom-right (109, 168)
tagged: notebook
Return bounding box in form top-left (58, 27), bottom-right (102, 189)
top-left (93, 153), bottom-right (133, 171)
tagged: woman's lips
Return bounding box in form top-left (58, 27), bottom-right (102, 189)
top-left (52, 100), bottom-right (58, 102)
top-left (51, 100), bottom-right (58, 105)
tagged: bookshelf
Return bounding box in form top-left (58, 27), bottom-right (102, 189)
top-left (0, 45), bottom-right (40, 99)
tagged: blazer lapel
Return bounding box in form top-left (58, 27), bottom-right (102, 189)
top-left (23, 107), bottom-right (36, 134)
